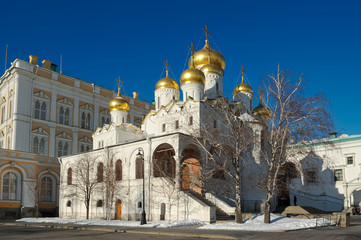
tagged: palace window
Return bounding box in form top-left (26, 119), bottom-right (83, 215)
top-left (67, 168), bottom-right (72, 185)
top-left (97, 163), bottom-right (104, 182)
top-left (59, 106), bottom-right (70, 125)
top-left (115, 160), bottom-right (122, 181)
top-left (33, 137), bottom-right (46, 155)
top-left (1, 105), bottom-right (5, 124)
top-left (2, 172), bottom-right (17, 200)
top-left (40, 176), bottom-right (53, 202)
top-left (34, 100), bottom-right (47, 120)
top-left (334, 169), bottom-right (343, 181)
top-left (58, 141), bottom-right (69, 157)
top-left (8, 100), bottom-right (12, 118)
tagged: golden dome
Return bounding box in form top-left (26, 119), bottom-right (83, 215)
top-left (253, 102), bottom-right (271, 118)
top-left (109, 96), bottom-right (129, 112)
top-left (188, 40), bottom-right (225, 72)
top-left (201, 64), bottom-right (223, 75)
top-left (155, 70), bottom-right (180, 91)
top-left (180, 67), bottom-right (205, 85)
top-left (233, 81), bottom-right (253, 95)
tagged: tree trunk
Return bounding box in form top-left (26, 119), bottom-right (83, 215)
top-left (36, 204), bottom-right (39, 219)
top-left (86, 198), bottom-right (90, 219)
top-left (264, 197), bottom-right (271, 224)
top-left (235, 184), bottom-right (243, 223)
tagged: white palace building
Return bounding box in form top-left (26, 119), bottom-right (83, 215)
top-left (59, 34), bottom-right (271, 222)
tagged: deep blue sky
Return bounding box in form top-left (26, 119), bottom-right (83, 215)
top-left (1, 0), bottom-right (360, 135)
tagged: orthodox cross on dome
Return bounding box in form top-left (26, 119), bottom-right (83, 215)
top-left (203, 25), bottom-right (210, 41)
top-left (240, 66), bottom-right (245, 82)
top-left (258, 87), bottom-right (263, 103)
top-left (164, 59), bottom-right (170, 77)
top-left (188, 42), bottom-right (196, 55)
top-left (188, 42), bottom-right (197, 67)
top-left (115, 76), bottom-right (123, 97)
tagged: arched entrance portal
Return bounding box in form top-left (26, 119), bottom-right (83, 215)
top-left (115, 199), bottom-right (122, 220)
top-left (153, 144), bottom-right (176, 178)
top-left (351, 188), bottom-right (361, 207)
top-left (181, 147), bottom-right (202, 194)
top-left (277, 162), bottom-right (298, 206)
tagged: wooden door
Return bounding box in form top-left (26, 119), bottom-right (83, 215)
top-left (116, 200), bottom-right (122, 219)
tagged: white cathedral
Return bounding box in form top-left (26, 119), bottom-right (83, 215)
top-left (59, 33), bottom-right (271, 222)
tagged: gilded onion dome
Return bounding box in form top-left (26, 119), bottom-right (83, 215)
top-left (253, 101), bottom-right (270, 118)
top-left (180, 67), bottom-right (205, 85)
top-left (109, 84), bottom-right (130, 112)
top-left (155, 69), bottom-right (180, 91)
top-left (201, 64), bottom-right (223, 76)
top-left (188, 40), bottom-right (226, 72)
top-left (233, 80), bottom-right (253, 95)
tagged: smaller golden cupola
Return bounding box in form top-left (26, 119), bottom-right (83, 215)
top-left (155, 64), bottom-right (180, 91)
top-left (109, 77), bottom-right (130, 112)
top-left (233, 66), bottom-right (253, 95)
top-left (180, 42), bottom-right (206, 85)
top-left (253, 93), bottom-right (270, 118)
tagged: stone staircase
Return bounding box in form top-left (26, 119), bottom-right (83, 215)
top-left (187, 191), bottom-right (235, 221)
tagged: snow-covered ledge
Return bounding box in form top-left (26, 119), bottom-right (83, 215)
top-left (205, 193), bottom-right (235, 215)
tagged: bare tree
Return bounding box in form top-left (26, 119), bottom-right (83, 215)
top-left (102, 147), bottom-right (122, 220)
top-left (260, 66), bottom-right (333, 223)
top-left (27, 178), bottom-right (41, 218)
top-left (152, 159), bottom-right (181, 221)
top-left (74, 153), bottom-right (99, 219)
top-left (187, 98), bottom-right (256, 223)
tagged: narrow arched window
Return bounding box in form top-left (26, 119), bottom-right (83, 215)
top-left (66, 200), bottom-right (71, 207)
top-left (86, 146), bottom-right (90, 152)
top-left (39, 138), bottom-right (45, 155)
top-left (40, 102), bottom-right (46, 120)
top-left (97, 163), bottom-right (104, 182)
top-left (67, 168), bottom-right (72, 185)
top-left (34, 100), bottom-right (40, 119)
top-left (33, 137), bottom-right (39, 153)
top-left (59, 106), bottom-right (64, 124)
top-left (58, 141), bottom-right (63, 157)
top-left (86, 113), bottom-right (91, 130)
top-left (136, 158), bottom-right (143, 179)
top-left (64, 142), bottom-right (69, 156)
top-left (8, 100), bottom-right (12, 118)
top-left (2, 172), bottom-right (17, 200)
top-left (115, 160), bottom-right (122, 181)
top-left (81, 112), bottom-right (86, 129)
top-left (64, 108), bottom-right (70, 125)
top-left (80, 145), bottom-right (84, 153)
top-left (40, 176), bottom-right (52, 202)
top-left (97, 200), bottom-right (103, 207)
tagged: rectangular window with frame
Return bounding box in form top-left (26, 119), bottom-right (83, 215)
top-left (306, 171), bottom-right (316, 183)
top-left (347, 156), bottom-right (354, 165)
top-left (334, 169), bottom-right (343, 181)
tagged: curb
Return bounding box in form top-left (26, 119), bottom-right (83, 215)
top-left (4, 222), bottom-right (236, 239)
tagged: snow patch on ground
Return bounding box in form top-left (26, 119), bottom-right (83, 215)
top-left (17, 213), bottom-right (334, 231)
top-left (17, 218), bottom-right (204, 228)
top-left (199, 213), bottom-right (335, 231)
